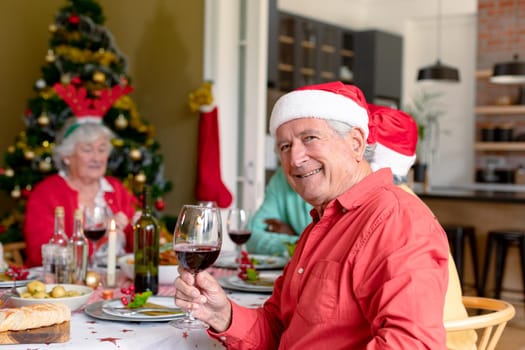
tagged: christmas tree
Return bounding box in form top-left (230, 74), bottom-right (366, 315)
top-left (0, 0), bottom-right (172, 243)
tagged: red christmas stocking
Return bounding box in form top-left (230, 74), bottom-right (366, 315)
top-left (195, 106), bottom-right (233, 208)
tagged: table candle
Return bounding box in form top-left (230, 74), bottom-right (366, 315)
top-left (106, 219), bottom-right (117, 287)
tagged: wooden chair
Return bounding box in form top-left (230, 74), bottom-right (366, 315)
top-left (444, 296), bottom-right (515, 350)
top-left (3, 242), bottom-right (26, 267)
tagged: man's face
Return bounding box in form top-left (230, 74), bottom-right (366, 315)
top-left (275, 118), bottom-right (366, 208)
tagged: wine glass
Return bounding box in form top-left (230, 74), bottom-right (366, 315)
top-left (170, 205), bottom-right (222, 330)
top-left (83, 204), bottom-right (109, 270)
top-left (226, 208), bottom-right (252, 271)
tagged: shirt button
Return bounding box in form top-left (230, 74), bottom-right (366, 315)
top-left (298, 267), bottom-right (304, 274)
top-left (341, 208), bottom-right (347, 213)
top-left (220, 336), bottom-right (226, 341)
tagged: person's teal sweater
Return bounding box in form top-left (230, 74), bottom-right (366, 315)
top-left (246, 167), bottom-right (312, 256)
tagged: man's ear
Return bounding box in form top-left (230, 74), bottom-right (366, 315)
top-left (348, 127), bottom-right (367, 156)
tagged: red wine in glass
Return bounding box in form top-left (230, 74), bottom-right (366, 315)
top-left (84, 228), bottom-right (106, 242)
top-left (174, 244), bottom-right (221, 273)
top-left (228, 230), bottom-right (252, 245)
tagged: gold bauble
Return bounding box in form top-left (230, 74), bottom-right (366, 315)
top-left (48, 23), bottom-right (57, 33)
top-left (39, 160), bottom-right (52, 172)
top-left (5, 169), bottom-right (14, 177)
top-left (24, 150), bottom-right (35, 160)
top-left (11, 187), bottom-right (20, 199)
top-left (135, 172), bottom-right (146, 183)
top-left (93, 71), bottom-right (106, 83)
top-left (85, 271), bottom-right (101, 288)
top-left (61, 74), bottom-right (71, 85)
top-left (7, 146), bottom-right (15, 154)
top-left (130, 149), bottom-right (142, 161)
top-left (37, 113), bottom-right (50, 126)
top-left (114, 114), bottom-right (128, 129)
top-left (45, 49), bottom-right (55, 63)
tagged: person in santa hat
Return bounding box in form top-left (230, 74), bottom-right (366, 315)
top-left (369, 104), bottom-right (477, 350)
top-left (175, 81), bottom-right (449, 349)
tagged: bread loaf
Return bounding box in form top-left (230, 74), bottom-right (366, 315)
top-left (0, 303), bottom-right (70, 332)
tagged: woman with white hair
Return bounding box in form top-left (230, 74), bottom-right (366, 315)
top-left (24, 118), bottom-right (137, 267)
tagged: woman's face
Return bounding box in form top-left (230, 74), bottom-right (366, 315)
top-left (65, 136), bottom-right (110, 183)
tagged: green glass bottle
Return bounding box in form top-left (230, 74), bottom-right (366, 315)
top-left (133, 186), bottom-right (160, 294)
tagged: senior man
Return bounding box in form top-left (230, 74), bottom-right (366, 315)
top-left (175, 81), bottom-right (449, 349)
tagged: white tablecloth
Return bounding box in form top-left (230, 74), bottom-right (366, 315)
top-left (5, 289), bottom-right (270, 349)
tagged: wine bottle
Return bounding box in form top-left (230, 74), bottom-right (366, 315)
top-left (133, 186), bottom-right (160, 294)
top-left (69, 208), bottom-right (88, 284)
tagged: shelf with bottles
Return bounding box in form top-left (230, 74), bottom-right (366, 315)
top-left (474, 142), bottom-right (525, 151)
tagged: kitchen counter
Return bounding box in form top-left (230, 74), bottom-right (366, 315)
top-left (415, 186), bottom-right (525, 204)
top-left (415, 185), bottom-right (525, 295)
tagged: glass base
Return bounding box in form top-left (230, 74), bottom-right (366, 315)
top-left (169, 316), bottom-right (209, 330)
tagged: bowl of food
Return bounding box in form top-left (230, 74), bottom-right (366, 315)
top-left (10, 281), bottom-right (94, 311)
top-left (118, 250), bottom-right (179, 285)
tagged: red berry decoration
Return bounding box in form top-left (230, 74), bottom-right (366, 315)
top-left (68, 14), bottom-right (80, 24)
top-left (154, 198), bottom-right (165, 211)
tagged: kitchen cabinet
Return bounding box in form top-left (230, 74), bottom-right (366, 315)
top-left (267, 1), bottom-right (354, 92)
top-left (352, 30), bottom-right (402, 105)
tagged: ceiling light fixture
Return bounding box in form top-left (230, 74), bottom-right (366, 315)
top-left (490, 0), bottom-right (525, 84)
top-left (417, 0), bottom-right (460, 82)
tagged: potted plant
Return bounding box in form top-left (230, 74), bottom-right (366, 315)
top-left (403, 90), bottom-right (446, 182)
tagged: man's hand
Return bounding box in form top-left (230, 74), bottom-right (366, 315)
top-left (174, 266), bottom-right (232, 332)
top-left (264, 218), bottom-right (296, 236)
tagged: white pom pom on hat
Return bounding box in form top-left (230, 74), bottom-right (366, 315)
top-left (269, 81), bottom-right (370, 138)
top-left (368, 104), bottom-right (418, 177)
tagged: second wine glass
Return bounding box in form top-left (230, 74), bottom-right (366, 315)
top-left (226, 208), bottom-right (252, 270)
top-left (83, 204), bottom-right (109, 270)
top-left (170, 204), bottom-right (222, 330)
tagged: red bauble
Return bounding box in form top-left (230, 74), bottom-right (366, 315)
top-left (155, 198), bottom-right (166, 211)
top-left (21, 188), bottom-right (31, 198)
top-left (68, 14), bottom-right (80, 24)
top-left (71, 76), bottom-right (82, 85)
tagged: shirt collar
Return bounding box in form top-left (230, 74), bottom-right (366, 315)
top-left (59, 171), bottom-right (115, 193)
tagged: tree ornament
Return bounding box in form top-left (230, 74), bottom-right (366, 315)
top-left (68, 14), bottom-right (80, 25)
top-left (129, 148), bottom-right (142, 161)
top-left (37, 112), bottom-right (50, 126)
top-left (154, 198), bottom-right (166, 211)
top-left (93, 71), bottom-right (106, 84)
top-left (35, 79), bottom-right (47, 90)
top-left (61, 74), bottom-right (71, 85)
top-left (115, 114), bottom-right (128, 129)
top-left (39, 159), bottom-right (52, 172)
top-left (45, 49), bottom-right (56, 63)
top-left (7, 146), bottom-right (15, 154)
top-left (120, 75), bottom-right (129, 86)
top-left (24, 150), bottom-right (35, 160)
top-left (5, 169), bottom-right (14, 177)
top-left (135, 172), bottom-right (146, 184)
top-left (48, 23), bottom-right (57, 33)
top-left (11, 187), bottom-right (21, 199)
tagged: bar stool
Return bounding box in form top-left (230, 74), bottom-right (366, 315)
top-left (442, 225), bottom-right (479, 292)
top-left (480, 230), bottom-right (525, 300)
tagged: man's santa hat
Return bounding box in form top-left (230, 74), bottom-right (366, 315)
top-left (368, 104), bottom-right (418, 177)
top-left (269, 81), bottom-right (370, 139)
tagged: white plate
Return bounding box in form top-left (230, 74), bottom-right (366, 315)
top-left (218, 271), bottom-right (280, 293)
top-left (214, 253), bottom-right (287, 270)
top-left (100, 296), bottom-right (183, 321)
top-left (0, 269), bottom-right (39, 288)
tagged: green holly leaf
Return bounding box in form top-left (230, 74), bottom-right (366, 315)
top-left (127, 290), bottom-right (152, 308)
top-left (246, 268), bottom-right (259, 281)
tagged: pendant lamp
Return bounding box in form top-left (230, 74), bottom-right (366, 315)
top-left (490, 0), bottom-right (525, 84)
top-left (417, 0), bottom-right (460, 82)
